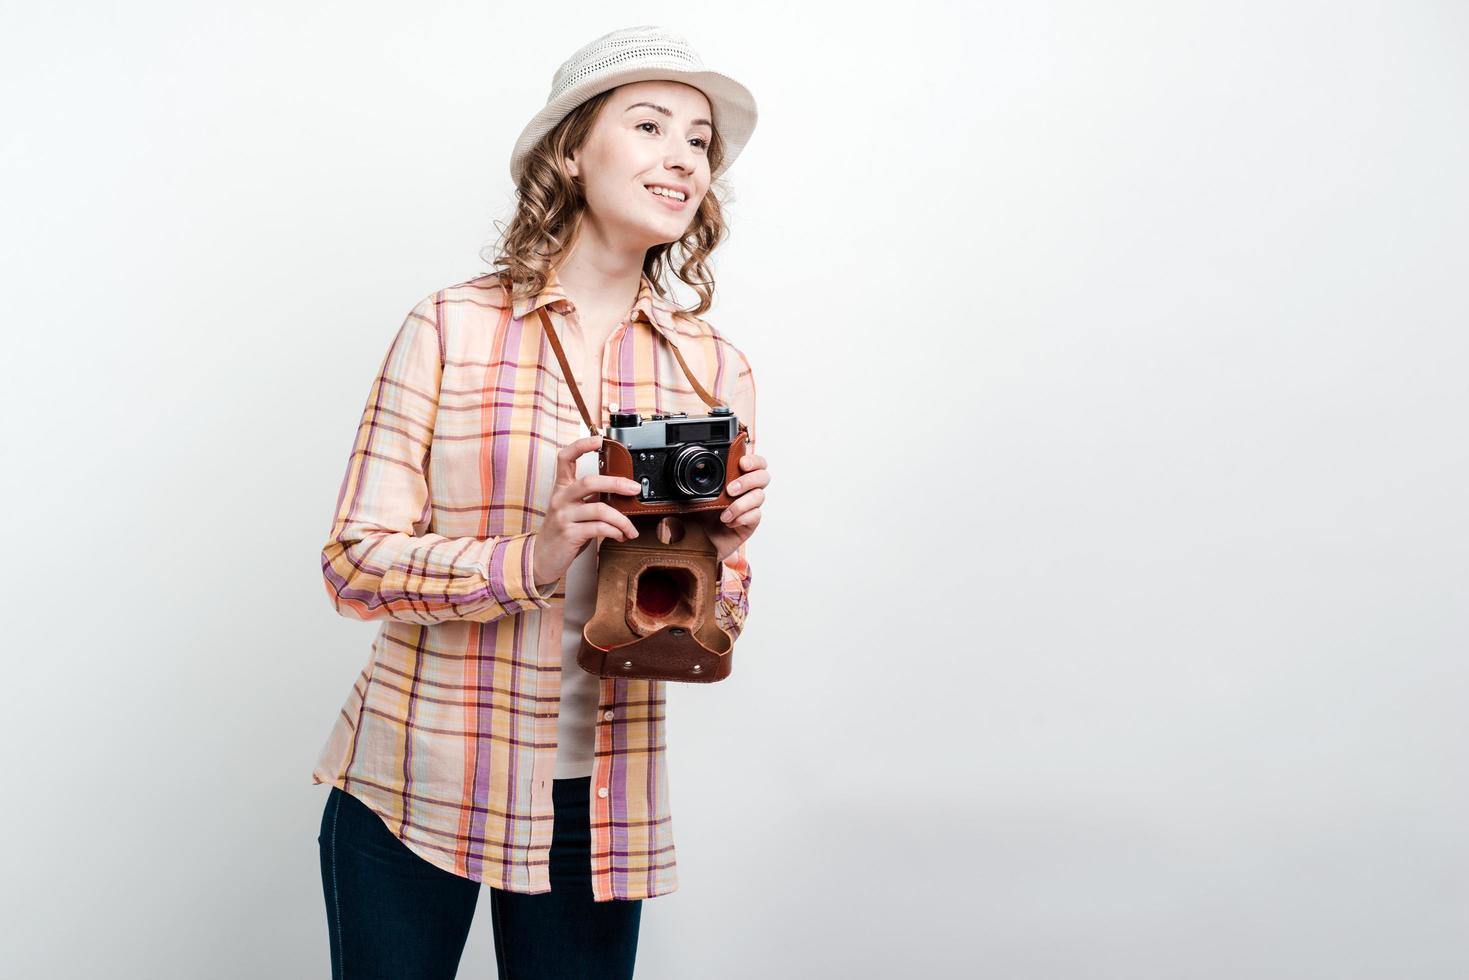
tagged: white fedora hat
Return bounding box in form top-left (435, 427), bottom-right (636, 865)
top-left (509, 25), bottom-right (758, 186)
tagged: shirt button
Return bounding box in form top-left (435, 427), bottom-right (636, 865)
top-left (597, 786), bottom-right (609, 798)
top-left (603, 710), bottom-right (615, 721)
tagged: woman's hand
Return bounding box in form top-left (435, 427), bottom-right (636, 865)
top-left (702, 450), bottom-right (770, 563)
top-left (531, 435), bottom-right (643, 584)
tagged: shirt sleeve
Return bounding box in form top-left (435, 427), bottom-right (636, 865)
top-left (320, 295), bottom-right (555, 625)
top-left (714, 347), bottom-right (757, 642)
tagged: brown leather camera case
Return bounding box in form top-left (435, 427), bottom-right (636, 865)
top-left (576, 515), bottom-right (733, 683)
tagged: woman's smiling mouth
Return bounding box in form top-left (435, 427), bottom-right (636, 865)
top-left (644, 184), bottom-right (690, 210)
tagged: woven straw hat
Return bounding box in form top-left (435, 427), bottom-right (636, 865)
top-left (509, 25), bottom-right (758, 186)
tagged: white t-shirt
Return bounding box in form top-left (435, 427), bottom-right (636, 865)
top-left (550, 448), bottom-right (603, 779)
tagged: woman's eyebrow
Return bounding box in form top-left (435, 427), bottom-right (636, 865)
top-left (623, 102), bottom-right (713, 128)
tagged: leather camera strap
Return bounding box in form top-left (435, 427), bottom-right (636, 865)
top-left (528, 287), bottom-right (722, 437)
top-left (535, 305), bottom-right (602, 437)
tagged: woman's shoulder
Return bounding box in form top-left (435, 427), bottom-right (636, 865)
top-left (388, 273), bottom-right (513, 334)
top-left (429, 271), bottom-right (514, 310)
top-left (667, 307), bottom-right (752, 366)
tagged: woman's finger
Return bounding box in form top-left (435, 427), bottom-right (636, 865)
top-left (576, 474), bottom-right (643, 499)
top-left (553, 435), bottom-right (605, 496)
top-left (721, 488), bottom-right (765, 522)
top-left (576, 520), bottom-right (628, 543)
top-left (566, 501), bottom-right (639, 539)
top-left (727, 469), bottom-right (770, 494)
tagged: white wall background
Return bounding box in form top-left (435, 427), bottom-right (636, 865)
top-left (3, 2), bottom-right (1466, 977)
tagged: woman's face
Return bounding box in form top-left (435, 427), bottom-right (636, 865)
top-left (567, 80), bottom-right (714, 251)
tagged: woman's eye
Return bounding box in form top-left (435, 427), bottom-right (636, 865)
top-left (638, 121), bottom-right (709, 152)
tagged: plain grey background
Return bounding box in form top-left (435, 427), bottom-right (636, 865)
top-left (3, 1), bottom-right (1466, 977)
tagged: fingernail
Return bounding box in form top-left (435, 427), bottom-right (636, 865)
top-left (729, 481), bottom-right (741, 492)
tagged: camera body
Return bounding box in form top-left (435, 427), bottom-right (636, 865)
top-left (598, 406), bottom-right (750, 517)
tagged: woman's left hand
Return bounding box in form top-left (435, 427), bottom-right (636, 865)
top-left (702, 451), bottom-right (770, 563)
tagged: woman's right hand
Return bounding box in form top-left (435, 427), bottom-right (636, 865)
top-left (530, 435), bottom-right (643, 585)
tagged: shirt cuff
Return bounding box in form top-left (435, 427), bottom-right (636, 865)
top-left (483, 532), bottom-right (553, 610)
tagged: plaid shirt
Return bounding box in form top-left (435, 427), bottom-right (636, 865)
top-left (311, 267), bottom-right (756, 902)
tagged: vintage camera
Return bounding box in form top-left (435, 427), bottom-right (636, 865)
top-left (584, 404), bottom-right (752, 683)
top-left (598, 405), bottom-right (750, 517)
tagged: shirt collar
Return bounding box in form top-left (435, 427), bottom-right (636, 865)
top-left (510, 265), bottom-right (681, 337)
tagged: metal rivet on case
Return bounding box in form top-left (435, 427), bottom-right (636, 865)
top-left (691, 664), bottom-right (703, 673)
top-left (622, 660), bottom-right (634, 669)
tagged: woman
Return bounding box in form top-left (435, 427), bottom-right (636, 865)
top-left (310, 26), bottom-right (771, 980)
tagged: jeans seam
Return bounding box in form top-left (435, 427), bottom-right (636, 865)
top-left (330, 789), bottom-right (345, 978)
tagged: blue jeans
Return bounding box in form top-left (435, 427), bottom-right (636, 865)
top-left (317, 777), bottom-right (643, 979)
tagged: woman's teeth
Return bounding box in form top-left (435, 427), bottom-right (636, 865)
top-left (647, 186), bottom-right (686, 201)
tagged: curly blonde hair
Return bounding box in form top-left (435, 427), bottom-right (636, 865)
top-left (481, 87), bottom-right (732, 319)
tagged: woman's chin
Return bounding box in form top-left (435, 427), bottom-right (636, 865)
top-left (627, 227), bottom-right (687, 250)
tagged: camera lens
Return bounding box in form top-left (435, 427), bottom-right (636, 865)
top-left (671, 446), bottom-right (725, 498)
